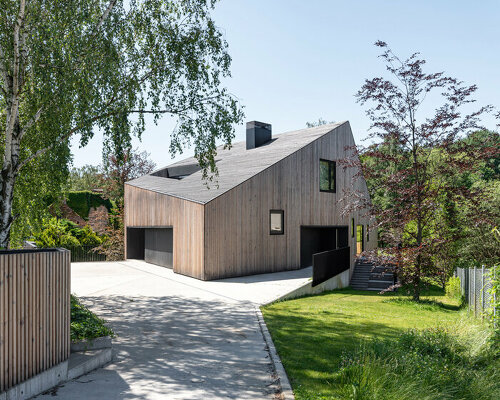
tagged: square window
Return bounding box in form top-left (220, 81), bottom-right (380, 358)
top-left (270, 210), bottom-right (284, 235)
top-left (319, 159), bottom-right (336, 192)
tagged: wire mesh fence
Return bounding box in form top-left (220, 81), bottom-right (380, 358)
top-left (65, 245), bottom-right (107, 262)
top-left (456, 266), bottom-right (496, 320)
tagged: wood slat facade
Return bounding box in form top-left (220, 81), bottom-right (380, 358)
top-left (124, 187), bottom-right (205, 279)
top-left (0, 249), bottom-right (71, 393)
top-left (124, 122), bottom-right (375, 280)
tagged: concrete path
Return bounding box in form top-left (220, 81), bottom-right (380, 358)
top-left (35, 260), bottom-right (311, 400)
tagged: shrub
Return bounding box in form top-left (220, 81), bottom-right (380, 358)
top-left (34, 217), bottom-right (102, 248)
top-left (70, 295), bottom-right (114, 342)
top-left (445, 276), bottom-right (464, 304)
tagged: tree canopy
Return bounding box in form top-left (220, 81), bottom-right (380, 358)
top-left (0, 0), bottom-right (243, 247)
top-left (346, 42), bottom-right (498, 300)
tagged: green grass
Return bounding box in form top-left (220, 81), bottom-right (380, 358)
top-left (262, 287), bottom-right (498, 400)
top-left (70, 295), bottom-right (115, 342)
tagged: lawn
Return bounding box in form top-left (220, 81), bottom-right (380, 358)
top-left (262, 287), bottom-right (498, 400)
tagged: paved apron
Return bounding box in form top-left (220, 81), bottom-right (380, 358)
top-left (35, 260), bottom-right (310, 400)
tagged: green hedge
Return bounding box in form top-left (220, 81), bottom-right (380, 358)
top-left (66, 191), bottom-right (113, 220)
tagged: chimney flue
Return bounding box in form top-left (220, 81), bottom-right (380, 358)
top-left (246, 121), bottom-right (272, 150)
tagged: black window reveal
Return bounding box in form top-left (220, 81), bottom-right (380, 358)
top-left (270, 210), bottom-right (284, 235)
top-left (319, 159), bottom-right (336, 192)
top-left (351, 218), bottom-right (355, 238)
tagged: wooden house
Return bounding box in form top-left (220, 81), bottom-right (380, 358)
top-left (124, 121), bottom-right (375, 280)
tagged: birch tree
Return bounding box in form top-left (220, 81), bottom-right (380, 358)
top-left (0, 0), bottom-right (243, 248)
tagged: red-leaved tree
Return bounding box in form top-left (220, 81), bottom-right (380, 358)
top-left (343, 42), bottom-right (497, 300)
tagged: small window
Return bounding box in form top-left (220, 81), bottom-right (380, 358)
top-left (366, 225), bottom-right (370, 242)
top-left (270, 210), bottom-right (284, 235)
top-left (319, 159), bottom-right (336, 192)
top-left (351, 218), bottom-right (355, 238)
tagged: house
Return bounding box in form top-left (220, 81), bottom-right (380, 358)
top-left (124, 121), bottom-right (375, 280)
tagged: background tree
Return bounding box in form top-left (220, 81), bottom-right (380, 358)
top-left (0, 0), bottom-right (243, 248)
top-left (66, 165), bottom-right (103, 192)
top-left (347, 41), bottom-right (496, 300)
top-left (101, 147), bottom-right (156, 203)
top-left (306, 118), bottom-right (335, 128)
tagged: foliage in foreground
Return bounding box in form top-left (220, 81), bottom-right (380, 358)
top-left (0, 0), bottom-right (243, 248)
top-left (335, 326), bottom-right (499, 400)
top-left (70, 295), bottom-right (114, 342)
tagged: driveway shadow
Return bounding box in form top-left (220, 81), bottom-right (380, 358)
top-left (71, 295), bottom-right (278, 400)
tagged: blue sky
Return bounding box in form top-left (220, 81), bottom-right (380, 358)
top-left (71, 0), bottom-right (500, 168)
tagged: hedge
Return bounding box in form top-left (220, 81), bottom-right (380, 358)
top-left (66, 191), bottom-right (114, 220)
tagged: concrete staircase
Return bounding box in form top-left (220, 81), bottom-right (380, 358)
top-left (350, 260), bottom-right (395, 291)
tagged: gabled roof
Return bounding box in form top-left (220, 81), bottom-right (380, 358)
top-left (126, 121), bottom-right (346, 204)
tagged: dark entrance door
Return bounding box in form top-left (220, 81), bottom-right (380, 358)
top-left (300, 226), bottom-right (348, 268)
top-left (144, 228), bottom-right (173, 268)
top-left (126, 227), bottom-right (173, 269)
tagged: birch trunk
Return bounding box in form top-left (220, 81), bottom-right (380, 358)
top-left (0, 163), bottom-right (16, 249)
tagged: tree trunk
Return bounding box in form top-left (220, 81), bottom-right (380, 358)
top-left (0, 165), bottom-right (16, 249)
top-left (413, 219), bottom-right (422, 301)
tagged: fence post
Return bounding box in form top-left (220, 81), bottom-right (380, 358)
top-left (494, 267), bottom-right (497, 329)
top-left (464, 268), bottom-right (471, 313)
top-left (481, 265), bottom-right (485, 319)
top-left (473, 266), bottom-right (476, 317)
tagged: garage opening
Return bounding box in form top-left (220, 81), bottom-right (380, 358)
top-left (126, 227), bottom-right (173, 269)
top-left (300, 226), bottom-right (348, 268)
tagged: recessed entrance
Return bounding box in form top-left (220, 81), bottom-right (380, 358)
top-left (126, 227), bottom-right (173, 269)
top-left (300, 226), bottom-right (348, 268)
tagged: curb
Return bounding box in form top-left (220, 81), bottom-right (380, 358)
top-left (67, 348), bottom-right (113, 381)
top-left (71, 336), bottom-right (113, 353)
top-left (0, 348), bottom-right (112, 400)
top-left (255, 307), bottom-right (294, 400)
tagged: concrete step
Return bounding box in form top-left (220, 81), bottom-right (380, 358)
top-left (368, 281), bottom-right (393, 289)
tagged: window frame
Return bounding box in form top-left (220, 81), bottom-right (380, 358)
top-left (351, 218), bottom-right (355, 238)
top-left (319, 159), bottom-right (336, 193)
top-left (269, 210), bottom-right (285, 235)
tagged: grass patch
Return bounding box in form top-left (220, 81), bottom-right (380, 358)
top-left (262, 287), bottom-right (498, 399)
top-left (70, 295), bottom-right (115, 342)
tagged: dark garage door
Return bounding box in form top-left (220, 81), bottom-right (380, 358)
top-left (145, 228), bottom-right (173, 268)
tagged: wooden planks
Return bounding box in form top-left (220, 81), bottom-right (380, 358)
top-left (124, 186), bottom-right (205, 279)
top-left (204, 122), bottom-right (377, 279)
top-left (0, 249), bottom-right (70, 393)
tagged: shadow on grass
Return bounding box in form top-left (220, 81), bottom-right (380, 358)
top-left (382, 297), bottom-right (463, 311)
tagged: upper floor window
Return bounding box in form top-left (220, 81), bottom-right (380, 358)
top-left (270, 210), bottom-right (284, 235)
top-left (319, 159), bottom-right (336, 193)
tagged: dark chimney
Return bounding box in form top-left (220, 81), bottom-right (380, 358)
top-left (246, 121), bottom-right (272, 150)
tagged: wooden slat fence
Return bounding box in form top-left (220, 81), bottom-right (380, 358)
top-left (0, 249), bottom-right (71, 393)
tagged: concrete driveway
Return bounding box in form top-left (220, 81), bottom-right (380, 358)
top-left (35, 260), bottom-right (311, 400)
